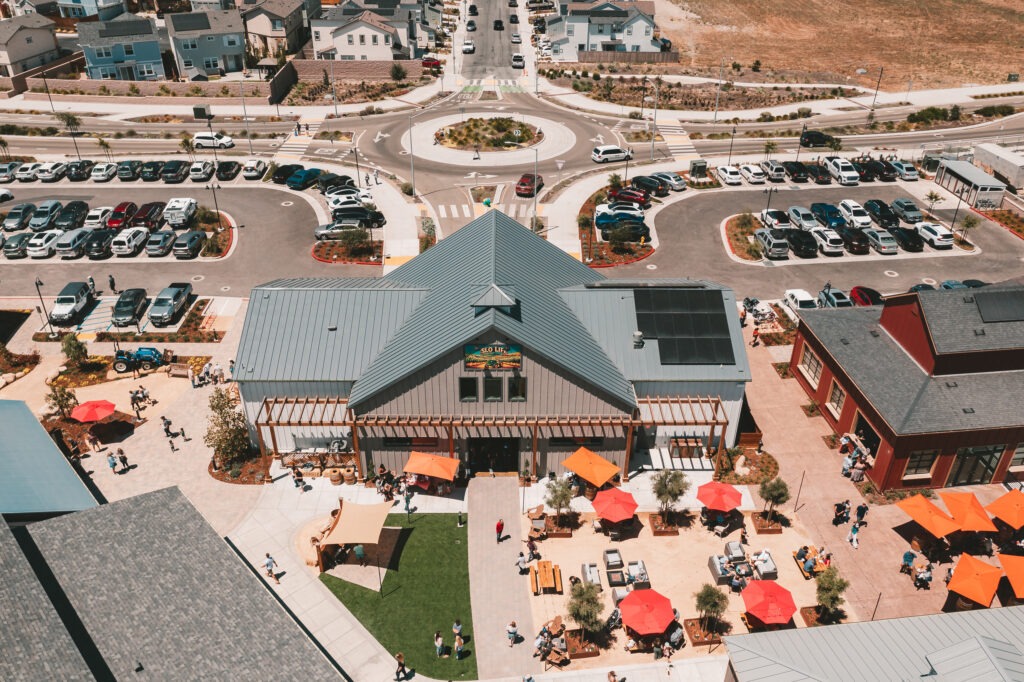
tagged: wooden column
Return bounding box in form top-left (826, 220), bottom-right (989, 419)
top-left (268, 424), bottom-right (279, 458)
top-left (256, 425), bottom-right (267, 458)
top-left (531, 421), bottom-right (539, 477)
top-left (351, 420), bottom-right (363, 479)
top-left (448, 423), bottom-right (455, 458)
top-left (623, 423), bottom-right (634, 482)
top-left (707, 421), bottom-right (716, 461)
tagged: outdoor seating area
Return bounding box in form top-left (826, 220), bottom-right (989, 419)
top-left (529, 560), bottom-right (564, 595)
top-left (792, 545), bottom-right (830, 580)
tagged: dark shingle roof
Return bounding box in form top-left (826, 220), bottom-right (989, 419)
top-left (0, 522), bottom-right (93, 681)
top-left (78, 14), bottom-right (157, 48)
top-left (28, 487), bottom-right (340, 679)
top-left (0, 13), bottom-right (54, 44)
top-left (799, 306), bottom-right (1024, 435)
top-left (917, 285), bottom-right (1024, 354)
top-left (166, 9), bottom-right (242, 37)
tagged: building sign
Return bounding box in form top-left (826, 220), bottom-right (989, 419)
top-left (464, 343), bottom-right (522, 370)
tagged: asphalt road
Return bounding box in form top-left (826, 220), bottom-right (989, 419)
top-left (461, 0), bottom-right (519, 79)
top-left (2, 135), bottom-right (279, 159)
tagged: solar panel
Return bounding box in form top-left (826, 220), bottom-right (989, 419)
top-left (98, 19), bottom-right (152, 38)
top-left (634, 289), bottom-right (735, 366)
top-left (170, 12), bottom-right (211, 32)
top-left (975, 289), bottom-right (1024, 323)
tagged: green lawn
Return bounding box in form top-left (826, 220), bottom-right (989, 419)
top-left (320, 514), bottom-right (476, 679)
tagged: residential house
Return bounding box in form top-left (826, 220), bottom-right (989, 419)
top-left (56, 0), bottom-right (124, 20)
top-left (0, 14), bottom-right (58, 76)
top-left (167, 10), bottom-right (245, 78)
top-left (548, 0), bottom-right (663, 62)
top-left (190, 0), bottom-right (232, 10)
top-left (6, 0), bottom-right (59, 17)
top-left (312, 8), bottom-right (407, 60)
top-left (240, 0), bottom-right (310, 56)
top-left (78, 13), bottom-right (164, 80)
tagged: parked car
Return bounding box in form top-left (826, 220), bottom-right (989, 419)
top-left (272, 164), bottom-right (303, 184)
top-left (738, 164), bottom-right (766, 184)
top-left (599, 221), bottom-right (650, 242)
top-left (850, 286), bottom-right (884, 306)
top-left (800, 130), bottom-right (837, 148)
top-left (864, 159), bottom-right (897, 181)
top-left (595, 203), bottom-right (643, 219)
top-left (161, 160), bottom-right (190, 183)
top-left (0, 189), bottom-right (10, 203)
top-left (466, 19), bottom-right (476, 31)
top-left (106, 201), bottom-right (138, 230)
top-left (631, 175), bottom-right (668, 197)
top-left (754, 228), bottom-right (790, 259)
top-left (331, 207), bottom-right (386, 228)
top-left (811, 227), bottom-right (845, 256)
top-left (3, 203), bottom-right (35, 231)
top-left (784, 289), bottom-right (817, 311)
top-left (49, 282), bottom-right (94, 325)
top-left (805, 165), bottom-right (831, 184)
top-left (111, 227), bottom-right (149, 256)
top-left (818, 287), bottom-right (854, 308)
top-left (192, 132), bottom-right (234, 149)
top-left (784, 228), bottom-right (818, 258)
top-left (3, 232), bottom-right (31, 258)
top-left (54, 228), bottom-right (92, 258)
top-left (326, 185), bottom-right (372, 202)
top-left (131, 202), bottom-right (165, 230)
top-left (286, 167), bottom-right (323, 190)
top-left (91, 162), bottom-right (118, 182)
top-left (782, 161), bottom-right (809, 182)
top-left (863, 227), bottom-right (899, 254)
top-left (36, 162), bottom-right (68, 182)
top-left (825, 156), bottom-right (859, 185)
top-left (117, 160), bottom-right (143, 181)
top-left (54, 201), bottom-right (89, 230)
top-left (65, 160), bottom-right (95, 182)
top-left (0, 161), bottom-right (23, 183)
top-left (189, 161), bottom-right (214, 182)
top-left (891, 161), bottom-right (919, 181)
top-left (759, 160), bottom-right (786, 182)
top-left (327, 193), bottom-right (370, 210)
top-left (650, 171), bottom-right (686, 191)
top-left (787, 206), bottom-right (818, 231)
top-left (149, 282), bottom-right (192, 326)
top-left (15, 163), bottom-right (43, 182)
top-left (963, 279), bottom-right (990, 288)
top-left (760, 209), bottom-right (791, 229)
top-left (591, 145), bottom-right (632, 163)
top-left (836, 225), bottom-right (870, 254)
top-left (216, 161), bottom-right (242, 181)
top-left (462, 38), bottom-right (476, 53)
top-left (863, 199), bottom-right (899, 228)
top-left (607, 187), bottom-right (649, 207)
top-left (716, 165), bottom-right (742, 185)
top-left (889, 226), bottom-right (925, 252)
top-left (112, 288), bottom-right (147, 326)
top-left (595, 211), bottom-right (644, 228)
top-left (242, 159), bottom-right (268, 180)
top-left (810, 203), bottom-right (847, 229)
top-left (891, 198), bottom-right (923, 223)
top-left (421, 56), bottom-right (441, 69)
top-left (28, 200), bottom-right (62, 231)
top-left (494, 18), bottom-right (504, 29)
top-left (315, 220), bottom-right (367, 240)
top-left (851, 162), bottom-right (875, 183)
top-left (26, 229), bottom-right (63, 258)
top-left (146, 230), bottom-right (176, 257)
top-left (83, 206), bottom-right (114, 229)
top-left (838, 199), bottom-right (872, 228)
top-left (941, 280), bottom-right (968, 290)
top-left (85, 228), bottom-right (117, 259)
top-left (515, 173), bottom-right (544, 197)
top-left (140, 160), bottom-right (165, 181)
top-left (909, 284), bottom-right (936, 293)
top-left (917, 222), bottom-right (954, 248)
top-left (163, 197), bottom-right (197, 228)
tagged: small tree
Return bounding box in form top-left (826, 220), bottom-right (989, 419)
top-left (607, 173), bottom-right (622, 190)
top-left (566, 581), bottom-right (604, 641)
top-left (60, 333), bottom-right (88, 369)
top-left (203, 387), bottom-right (251, 468)
top-left (949, 104), bottom-right (962, 121)
top-left (758, 476), bottom-right (790, 524)
top-left (957, 213), bottom-right (980, 245)
top-left (925, 190), bottom-right (944, 215)
top-left (179, 137), bottom-right (195, 161)
top-left (815, 566), bottom-right (850, 620)
top-left (651, 469), bottom-right (690, 519)
top-left (46, 384), bottom-right (78, 418)
top-left (0, 135), bottom-right (8, 160)
top-left (322, 68), bottom-right (330, 87)
top-left (96, 136), bottom-right (112, 161)
top-left (337, 228), bottom-right (373, 257)
top-left (390, 63), bottom-right (407, 82)
top-left (55, 112), bottom-right (82, 160)
top-left (762, 139), bottom-right (778, 160)
top-left (827, 137), bottom-right (843, 152)
top-left (694, 583), bottom-right (728, 633)
top-left (606, 225), bottom-right (638, 254)
top-left (751, 59), bottom-right (762, 72)
top-left (545, 477), bottom-right (573, 526)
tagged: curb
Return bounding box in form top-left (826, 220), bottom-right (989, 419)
top-left (587, 246), bottom-right (655, 268)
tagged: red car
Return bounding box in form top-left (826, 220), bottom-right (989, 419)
top-left (608, 187), bottom-right (650, 207)
top-left (515, 173), bottom-right (544, 197)
top-left (106, 201), bottom-right (138, 230)
top-left (422, 57), bottom-right (441, 69)
top-left (849, 286), bottom-right (884, 306)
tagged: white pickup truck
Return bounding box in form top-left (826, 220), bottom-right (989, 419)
top-left (163, 197), bottom-right (197, 228)
top-left (824, 156), bottom-right (860, 186)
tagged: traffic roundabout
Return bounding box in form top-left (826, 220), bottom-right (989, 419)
top-left (403, 112), bottom-right (576, 165)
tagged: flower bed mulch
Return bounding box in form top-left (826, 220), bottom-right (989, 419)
top-left (208, 454), bottom-right (273, 485)
top-left (312, 239), bottom-right (383, 264)
top-left (0, 346), bottom-right (40, 375)
top-left (772, 362), bottom-right (792, 379)
top-left (43, 410), bottom-right (141, 451)
top-left (716, 450), bottom-right (779, 485)
top-left (439, 117), bottom-right (542, 151)
top-left (759, 304), bottom-right (798, 346)
top-left (982, 209), bottom-right (1024, 240)
top-left (684, 618), bottom-right (723, 646)
top-left (725, 214), bottom-right (761, 260)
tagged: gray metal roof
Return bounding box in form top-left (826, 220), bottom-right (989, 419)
top-left (0, 521), bottom-right (93, 681)
top-left (78, 13), bottom-right (157, 47)
top-left (166, 9), bottom-right (243, 37)
top-left (799, 306), bottom-right (1024, 434)
top-left (0, 400), bottom-right (96, 516)
top-left (0, 13), bottom-right (54, 44)
top-left (28, 487), bottom-right (340, 679)
top-left (926, 636), bottom-right (1024, 681)
top-left (725, 605), bottom-right (1024, 682)
top-left (917, 285), bottom-right (1024, 354)
top-left (561, 280), bottom-right (749, 383)
top-left (939, 159), bottom-right (1007, 189)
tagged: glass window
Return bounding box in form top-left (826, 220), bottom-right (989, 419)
top-left (483, 377), bottom-right (502, 402)
top-left (123, 43), bottom-right (134, 56)
top-left (272, 19), bottom-right (283, 30)
top-left (96, 46), bottom-right (112, 58)
top-left (137, 63), bottom-right (155, 77)
top-left (182, 59), bottom-right (193, 68)
top-left (26, 36), bottom-right (33, 44)
top-left (385, 35), bottom-right (390, 45)
top-left (567, 24), bottom-right (573, 35)
top-left (359, 34), bottom-right (365, 45)
top-left (347, 34), bottom-right (354, 45)
top-left (182, 39), bottom-right (198, 50)
top-left (626, 26), bottom-right (632, 35)
top-left (645, 25), bottom-right (651, 35)
top-left (203, 57), bottom-right (219, 70)
top-left (799, 346), bottom-right (823, 388)
top-left (905, 450), bottom-right (938, 477)
top-left (226, 36), bottom-right (239, 46)
top-left (313, 30), bottom-right (320, 40)
top-left (98, 66), bottom-right (116, 79)
top-left (508, 377), bottom-right (527, 402)
top-left (1011, 443), bottom-right (1024, 468)
top-left (827, 381), bottom-right (846, 415)
top-left (458, 377), bottom-right (478, 402)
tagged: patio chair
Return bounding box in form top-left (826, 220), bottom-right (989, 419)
top-left (612, 586), bottom-right (630, 605)
top-left (725, 541), bottom-right (745, 562)
top-left (604, 549), bottom-right (624, 569)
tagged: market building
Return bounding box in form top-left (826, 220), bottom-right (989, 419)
top-left (234, 211), bottom-right (750, 480)
top-left (790, 285), bottom-right (1024, 491)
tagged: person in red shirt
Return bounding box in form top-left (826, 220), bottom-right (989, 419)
top-left (496, 518), bottom-right (505, 544)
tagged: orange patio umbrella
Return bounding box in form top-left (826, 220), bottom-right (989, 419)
top-left (938, 491), bottom-right (997, 533)
top-left (947, 553), bottom-right (1002, 607)
top-left (896, 494), bottom-right (960, 539)
top-left (987, 490), bottom-right (1024, 530)
top-left (403, 451), bottom-right (460, 481)
top-left (999, 554), bottom-right (1024, 599)
top-left (619, 589), bottom-right (675, 635)
top-left (562, 447), bottom-right (619, 487)
top-left (741, 580), bottom-right (797, 625)
top-left (592, 488), bottom-right (638, 523)
top-left (70, 400), bottom-right (116, 423)
top-left (697, 481), bottom-right (742, 512)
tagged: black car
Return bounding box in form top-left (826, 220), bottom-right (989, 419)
top-left (131, 201), bottom-right (166, 229)
top-left (889, 226), bottom-right (925, 252)
top-left (836, 225), bottom-right (870, 254)
top-left (172, 230), bottom-right (207, 259)
top-left (85, 229), bottom-right (117, 259)
top-left (909, 284), bottom-right (936, 293)
top-left (318, 172), bottom-right (354, 193)
top-left (800, 130), bottom-right (837, 148)
top-left (600, 221), bottom-right (650, 242)
top-left (216, 160), bottom-right (242, 181)
top-left (852, 162), bottom-right (875, 182)
top-left (805, 165), bottom-right (831, 184)
top-left (272, 163), bottom-right (304, 184)
top-left (509, 14), bottom-right (518, 23)
top-left (864, 159), bottom-right (897, 181)
top-left (468, 3), bottom-right (477, 13)
top-left (54, 200), bottom-right (89, 230)
top-left (161, 160), bottom-right (189, 183)
top-left (783, 229), bottom-right (818, 258)
top-left (140, 160), bottom-right (166, 181)
top-left (631, 175), bottom-right (669, 197)
top-left (493, 19), bottom-right (504, 29)
top-left (331, 207), bottom-right (386, 228)
top-left (112, 288), bottom-right (147, 326)
top-left (66, 160), bottom-right (96, 182)
top-left (2, 232), bottom-right (32, 258)
top-left (863, 199), bottom-right (899, 229)
top-left (782, 161), bottom-right (809, 182)
top-left (117, 160), bottom-right (143, 181)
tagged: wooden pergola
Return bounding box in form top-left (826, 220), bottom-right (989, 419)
top-left (254, 395), bottom-right (729, 480)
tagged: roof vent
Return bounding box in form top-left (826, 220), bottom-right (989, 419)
top-left (840, 338), bottom-right (850, 345)
top-left (963, 407), bottom-right (975, 414)
top-left (632, 331), bottom-right (645, 349)
top-left (973, 328), bottom-right (986, 336)
top-left (869, 330), bottom-right (880, 338)
top-left (327, 323), bottom-right (337, 332)
top-left (945, 381), bottom-right (958, 388)
top-left (963, 295), bottom-right (974, 303)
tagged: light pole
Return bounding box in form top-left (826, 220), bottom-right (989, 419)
top-left (239, 81), bottom-right (254, 155)
top-left (870, 66), bottom-right (884, 111)
top-left (763, 186), bottom-right (778, 211)
top-left (794, 123), bottom-right (807, 164)
top-left (647, 79), bottom-right (660, 161)
top-left (712, 57), bottom-right (725, 124)
top-left (34, 278), bottom-right (56, 338)
top-left (330, 58), bottom-right (339, 118)
top-left (726, 126), bottom-right (737, 166)
top-left (41, 67), bottom-right (55, 113)
top-left (354, 144), bottom-right (361, 187)
top-left (204, 117), bottom-right (224, 230)
top-left (408, 108), bottom-right (429, 197)
top-left (949, 186), bottom-right (967, 235)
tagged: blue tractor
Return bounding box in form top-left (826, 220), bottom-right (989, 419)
top-left (112, 347), bottom-right (172, 373)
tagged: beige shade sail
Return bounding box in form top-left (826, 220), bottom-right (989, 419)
top-left (320, 500), bottom-right (394, 547)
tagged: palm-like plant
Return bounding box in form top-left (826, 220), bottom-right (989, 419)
top-left (96, 136), bottom-right (112, 161)
top-left (763, 139), bottom-right (778, 160)
top-left (55, 112), bottom-right (82, 160)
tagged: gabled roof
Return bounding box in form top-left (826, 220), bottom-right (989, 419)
top-left (916, 285), bottom-right (1024, 354)
top-left (0, 13), bottom-right (54, 43)
top-left (78, 13), bottom-right (157, 47)
top-left (166, 9), bottom-right (242, 37)
top-left (241, 0), bottom-right (304, 20)
top-left (925, 636), bottom-right (1024, 681)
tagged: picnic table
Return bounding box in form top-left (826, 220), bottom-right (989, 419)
top-left (532, 560), bottom-right (563, 594)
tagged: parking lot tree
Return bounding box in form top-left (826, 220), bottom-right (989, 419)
top-left (925, 190), bottom-right (944, 215)
top-left (96, 136), bottom-right (112, 161)
top-left (566, 581), bottom-right (604, 642)
top-left (0, 135), bottom-right (9, 159)
top-left (578, 214), bottom-right (592, 229)
top-left (759, 476), bottom-right (790, 524)
top-left (46, 384), bottom-right (78, 418)
top-left (55, 112), bottom-right (82, 160)
top-left (651, 469), bottom-right (690, 519)
top-left (545, 477), bottom-right (573, 526)
top-left (204, 387), bottom-right (251, 468)
top-left (179, 136), bottom-right (195, 161)
top-left (337, 228), bottom-right (374, 258)
top-left (606, 225), bottom-right (636, 254)
top-left (607, 173), bottom-right (622, 190)
top-left (390, 63), bottom-right (407, 81)
top-left (957, 214), bottom-right (980, 245)
top-left (763, 139), bottom-right (778, 160)
top-left (61, 333), bottom-right (88, 369)
top-left (694, 583), bottom-right (728, 633)
top-left (815, 566), bottom-right (850, 620)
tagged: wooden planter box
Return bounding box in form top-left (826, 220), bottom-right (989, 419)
top-left (683, 618), bottom-right (722, 646)
top-left (752, 512), bottom-right (784, 535)
top-left (650, 512), bottom-right (679, 536)
top-left (565, 628), bottom-right (600, 659)
top-left (545, 515), bottom-right (575, 538)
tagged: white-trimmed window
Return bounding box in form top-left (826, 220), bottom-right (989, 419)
top-left (182, 59), bottom-right (193, 68)
top-left (123, 43), bottom-right (134, 56)
top-left (826, 381), bottom-right (846, 418)
top-left (798, 345), bottom-right (823, 389)
top-left (644, 25), bottom-right (651, 35)
top-left (272, 19), bottom-right (283, 30)
top-left (626, 26), bottom-right (632, 35)
top-left (182, 38), bottom-right (198, 50)
top-left (226, 35), bottom-right (239, 47)
top-left (203, 57), bottom-right (219, 70)
top-left (347, 34), bottom-right (354, 45)
top-left (384, 34), bottom-right (390, 45)
top-left (137, 63), bottom-right (156, 77)
top-left (359, 34), bottom-right (365, 45)
top-left (904, 450), bottom-right (938, 478)
top-left (313, 30), bottom-right (320, 40)
top-left (1010, 443), bottom-right (1024, 470)
top-left (95, 46), bottom-right (112, 58)
top-left (372, 34), bottom-right (378, 45)
top-left (567, 24), bottom-right (574, 35)
top-left (98, 66), bottom-right (117, 79)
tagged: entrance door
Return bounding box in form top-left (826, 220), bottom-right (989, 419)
top-left (948, 444), bottom-right (1005, 487)
top-left (853, 413), bottom-right (881, 456)
top-left (467, 437), bottom-right (520, 474)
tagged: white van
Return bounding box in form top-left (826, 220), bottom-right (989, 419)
top-left (192, 132), bottom-right (234, 149)
top-left (55, 227), bottom-right (93, 258)
top-left (591, 145), bottom-right (632, 163)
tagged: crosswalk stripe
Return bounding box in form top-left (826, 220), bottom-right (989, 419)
top-left (462, 204), bottom-right (471, 218)
top-left (439, 204), bottom-right (447, 218)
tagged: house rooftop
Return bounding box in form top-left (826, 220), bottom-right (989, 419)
top-left (78, 13), bottom-right (157, 47)
top-left (0, 13), bottom-right (54, 43)
top-left (166, 9), bottom-right (242, 36)
top-left (915, 285), bottom-right (1024, 354)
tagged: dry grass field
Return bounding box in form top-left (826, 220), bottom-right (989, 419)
top-left (658, 0), bottom-right (1024, 89)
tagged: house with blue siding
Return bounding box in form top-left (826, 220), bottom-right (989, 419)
top-left (166, 10), bottom-right (245, 78)
top-left (56, 0), bottom-right (124, 20)
top-left (78, 14), bottom-right (163, 80)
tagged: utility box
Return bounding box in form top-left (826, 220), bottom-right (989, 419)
top-left (690, 159), bottom-right (707, 178)
top-left (193, 104), bottom-right (212, 121)
top-left (921, 155), bottom-right (941, 173)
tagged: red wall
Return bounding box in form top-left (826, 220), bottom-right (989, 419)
top-left (879, 295), bottom-right (935, 374)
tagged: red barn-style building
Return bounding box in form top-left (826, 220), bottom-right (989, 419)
top-left (790, 285), bottom-right (1024, 491)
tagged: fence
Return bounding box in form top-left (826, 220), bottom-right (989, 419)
top-left (24, 75), bottom-right (270, 99)
top-left (290, 58), bottom-right (424, 82)
top-left (575, 50), bottom-right (679, 64)
top-left (266, 61), bottom-right (297, 104)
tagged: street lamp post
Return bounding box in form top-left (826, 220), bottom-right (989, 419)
top-left (726, 126), bottom-right (737, 166)
top-left (763, 186), bottom-right (778, 211)
top-left (794, 123), bottom-right (807, 164)
top-left (531, 147), bottom-right (539, 228)
top-left (647, 79), bottom-right (660, 161)
top-left (354, 144), bottom-right (361, 187)
top-left (330, 58), bottom-right (339, 119)
top-left (204, 117), bottom-right (224, 230)
top-left (41, 67), bottom-right (55, 113)
top-left (870, 66), bottom-right (884, 111)
top-left (949, 186), bottom-right (967, 236)
top-left (712, 57), bottom-right (725, 124)
top-left (239, 81), bottom-right (254, 155)
top-left (34, 278), bottom-right (56, 338)
top-left (408, 109), bottom-right (429, 197)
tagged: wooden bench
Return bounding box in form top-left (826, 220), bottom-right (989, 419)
top-left (553, 565), bottom-right (563, 594)
top-left (167, 363), bottom-right (190, 378)
top-left (670, 437), bottom-right (703, 459)
top-left (544, 649), bottom-right (569, 670)
top-left (530, 565), bottom-right (539, 595)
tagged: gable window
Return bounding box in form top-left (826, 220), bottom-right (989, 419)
top-left (372, 34), bottom-right (378, 45)
top-left (567, 24), bottom-right (573, 35)
top-left (182, 59), bottom-right (193, 67)
top-left (904, 450), bottom-right (938, 478)
top-left (95, 46), bottom-right (112, 58)
top-left (798, 345), bottom-right (823, 389)
top-left (826, 381), bottom-right (846, 418)
top-left (313, 30), bottom-right (320, 40)
top-left (483, 377), bottom-right (503, 402)
top-left (123, 43), bottom-right (134, 56)
top-left (272, 19), bottom-right (284, 30)
top-left (459, 377), bottom-right (478, 402)
top-left (644, 25), bottom-right (651, 35)
top-left (384, 34), bottom-right (390, 45)
top-left (347, 34), bottom-right (354, 45)
top-left (508, 377), bottom-right (527, 402)
top-left (26, 36), bottom-right (33, 44)
top-left (626, 25), bottom-right (632, 35)
top-left (226, 35), bottom-right (239, 46)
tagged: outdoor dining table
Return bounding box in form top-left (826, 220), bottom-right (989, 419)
top-left (537, 560), bottom-right (556, 591)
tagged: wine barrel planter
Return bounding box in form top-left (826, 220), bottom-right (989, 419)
top-left (327, 468), bottom-right (342, 485)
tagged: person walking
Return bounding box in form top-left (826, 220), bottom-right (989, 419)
top-left (524, 538), bottom-right (538, 561)
top-left (228, 360), bottom-right (235, 381)
top-left (108, 274), bottom-right (117, 294)
top-left (454, 633), bottom-right (464, 660)
top-left (107, 452), bottom-right (118, 474)
top-left (496, 518), bottom-right (505, 543)
top-left (374, 169), bottom-right (380, 185)
top-left (264, 553), bottom-right (280, 584)
top-left (87, 275), bottom-right (96, 295)
top-left (161, 416), bottom-right (173, 438)
top-left (739, 307), bottom-right (747, 327)
top-left (434, 631), bottom-right (446, 658)
top-left (292, 466), bottom-right (305, 492)
top-left (750, 328), bottom-right (760, 347)
top-left (516, 552), bottom-right (528, 575)
top-left (365, 173), bottom-right (371, 186)
top-left (394, 652), bottom-right (407, 681)
top-left (832, 501), bottom-right (846, 526)
top-left (403, 489), bottom-right (414, 513)
top-left (506, 621), bottom-right (518, 647)
top-left (168, 438), bottom-right (177, 452)
top-left (117, 448), bottom-right (129, 473)
top-left (856, 502), bottom-right (869, 525)
top-left (847, 521), bottom-right (861, 549)
top-left (187, 366), bottom-right (196, 388)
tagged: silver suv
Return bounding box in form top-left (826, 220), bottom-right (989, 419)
top-left (755, 228), bottom-right (790, 259)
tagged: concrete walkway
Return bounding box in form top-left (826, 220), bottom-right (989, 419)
top-left (467, 477), bottom-right (538, 679)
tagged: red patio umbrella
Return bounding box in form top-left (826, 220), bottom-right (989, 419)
top-left (592, 488), bottom-right (638, 523)
top-left (619, 589), bottom-right (674, 635)
top-left (741, 580), bottom-right (797, 625)
top-left (70, 400), bottom-right (116, 423)
top-left (697, 481), bottom-right (742, 512)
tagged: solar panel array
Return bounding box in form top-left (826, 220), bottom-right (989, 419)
top-left (170, 12), bottom-right (211, 31)
top-left (634, 288), bottom-right (735, 365)
top-left (975, 289), bottom-right (1024, 323)
top-left (98, 19), bottom-right (152, 38)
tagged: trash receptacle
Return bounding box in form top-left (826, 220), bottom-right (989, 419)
top-left (690, 160), bottom-right (708, 178)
